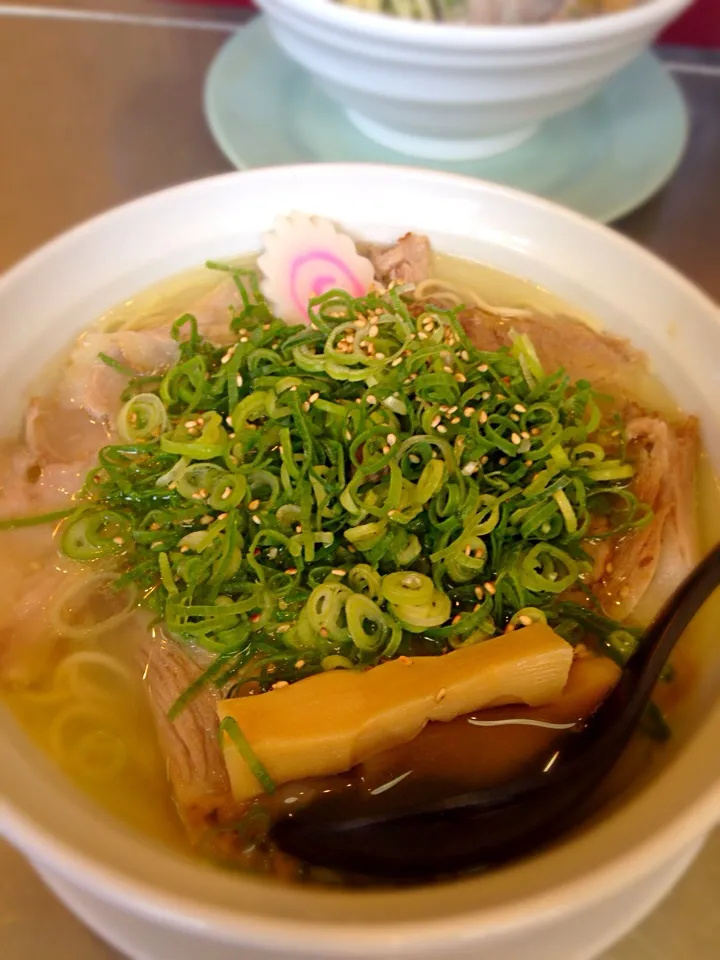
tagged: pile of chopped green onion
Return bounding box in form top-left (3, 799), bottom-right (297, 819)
top-left (16, 266), bottom-right (655, 709)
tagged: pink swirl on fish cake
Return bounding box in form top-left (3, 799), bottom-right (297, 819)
top-left (289, 250), bottom-right (367, 322)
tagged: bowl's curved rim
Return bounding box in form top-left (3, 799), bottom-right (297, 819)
top-left (0, 162), bottom-right (719, 952)
top-left (256, 0), bottom-right (692, 47)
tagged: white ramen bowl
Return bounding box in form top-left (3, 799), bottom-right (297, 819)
top-left (1, 164), bottom-right (720, 960)
top-left (253, 0), bottom-right (694, 160)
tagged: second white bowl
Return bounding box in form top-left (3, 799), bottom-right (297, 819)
top-left (254, 0), bottom-right (693, 160)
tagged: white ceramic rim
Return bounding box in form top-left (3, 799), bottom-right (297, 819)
top-left (0, 163), bottom-right (719, 954)
top-left (261, 0), bottom-right (693, 46)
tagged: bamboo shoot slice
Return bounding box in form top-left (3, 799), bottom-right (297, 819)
top-left (218, 623), bottom-right (574, 802)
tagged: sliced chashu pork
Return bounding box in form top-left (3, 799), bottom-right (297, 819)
top-left (370, 233), bottom-right (431, 286)
top-left (0, 529), bottom-right (69, 686)
top-left (592, 416), bottom-right (699, 622)
top-left (143, 639), bottom-right (238, 841)
top-left (461, 307), bottom-right (644, 397)
top-left (58, 276), bottom-right (241, 423)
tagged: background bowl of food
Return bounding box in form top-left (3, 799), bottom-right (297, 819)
top-left (0, 163), bottom-right (719, 960)
top-left (252, 0), bottom-right (695, 160)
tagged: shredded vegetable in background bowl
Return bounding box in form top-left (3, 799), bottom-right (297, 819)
top-left (331, 1), bottom-right (647, 24)
top-left (10, 266), bottom-right (656, 714)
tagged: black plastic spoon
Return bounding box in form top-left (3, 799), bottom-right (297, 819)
top-left (272, 543), bottom-right (720, 880)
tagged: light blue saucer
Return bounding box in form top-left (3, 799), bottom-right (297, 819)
top-left (204, 19), bottom-right (689, 224)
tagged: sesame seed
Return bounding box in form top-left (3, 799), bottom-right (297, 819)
top-left (518, 615), bottom-right (533, 626)
top-left (239, 336), bottom-right (248, 343)
top-left (418, 331), bottom-right (428, 340)
top-left (436, 688), bottom-right (447, 703)
top-left (436, 424), bottom-right (448, 434)
top-left (431, 415), bottom-right (442, 428)
top-left (220, 346), bottom-right (236, 365)
top-left (248, 498), bottom-right (260, 510)
top-left (479, 410), bottom-right (488, 424)
top-left (531, 427), bottom-right (541, 436)
top-left (266, 664), bottom-right (276, 674)
top-left (447, 406), bottom-right (458, 415)
top-left (272, 681), bottom-right (289, 690)
top-left (387, 433), bottom-right (397, 446)
top-left (285, 567), bottom-right (298, 575)
top-left (309, 392), bottom-right (320, 403)
top-left (236, 374), bottom-right (243, 387)
top-left (251, 515), bottom-right (261, 525)
top-left (511, 432), bottom-right (522, 445)
top-left (366, 394), bottom-right (377, 405)
top-left (510, 413), bottom-right (520, 422)
top-left (375, 353), bottom-right (385, 360)
top-left (184, 420), bottom-right (197, 429)
top-left (499, 457), bottom-right (509, 466)
top-left (463, 406), bottom-right (475, 417)
top-left (295, 525), bottom-right (303, 533)
top-left (450, 417), bottom-right (461, 425)
top-left (201, 515), bottom-right (213, 525)
top-left (452, 614), bottom-right (462, 625)
top-left (302, 401), bottom-right (310, 412)
top-left (391, 356), bottom-right (403, 367)
top-left (460, 350), bottom-right (470, 361)
top-left (331, 568), bottom-right (347, 577)
top-left (320, 627), bottom-right (329, 638)
top-left (112, 536), bottom-right (124, 545)
top-left (295, 659), bottom-right (305, 667)
top-left (398, 656), bottom-right (413, 666)
top-left (455, 372), bottom-right (467, 383)
top-left (521, 431), bottom-right (530, 440)
top-left (462, 461), bottom-right (479, 476)
top-left (514, 403), bottom-right (527, 413)
top-left (505, 624), bottom-right (516, 633)
top-left (478, 364), bottom-right (489, 373)
top-left (150, 522), bottom-right (161, 531)
top-left (484, 581), bottom-right (496, 595)
top-left (496, 394), bottom-right (506, 402)
top-left (151, 540), bottom-right (163, 549)
top-left (191, 491), bottom-right (205, 501)
top-left (443, 365), bottom-right (453, 374)
top-left (217, 512), bottom-right (228, 520)
top-left (369, 324), bottom-right (379, 337)
top-left (289, 385), bottom-right (297, 392)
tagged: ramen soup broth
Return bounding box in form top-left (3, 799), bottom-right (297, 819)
top-left (1, 238), bottom-right (718, 883)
